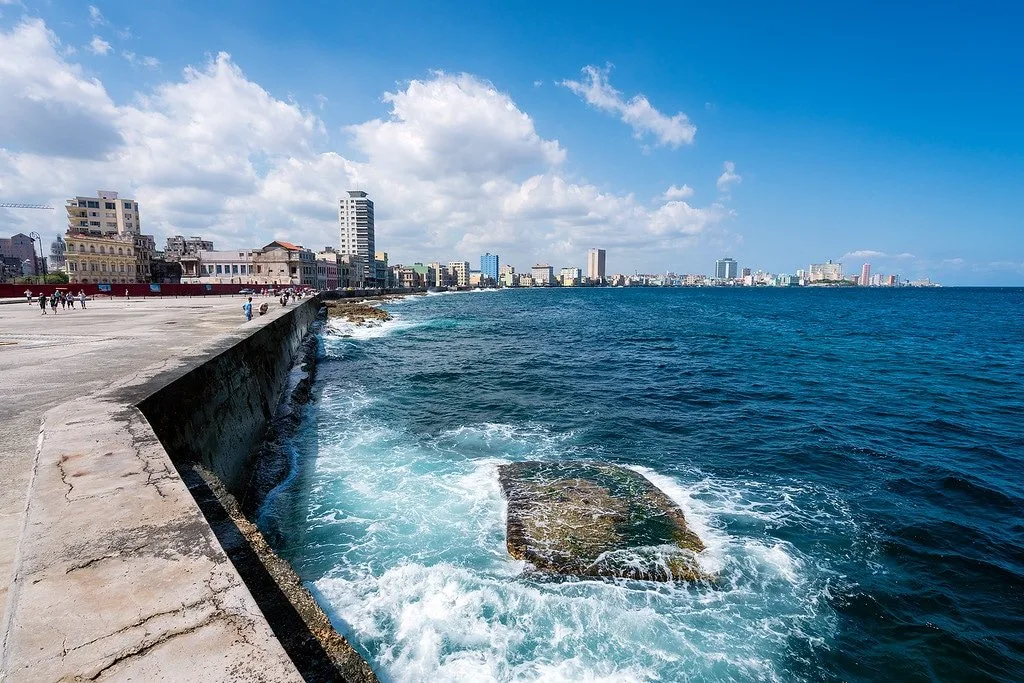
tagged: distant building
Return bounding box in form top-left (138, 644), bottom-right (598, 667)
top-left (166, 235), bottom-right (214, 261)
top-left (560, 266), bottom-right (581, 287)
top-left (860, 263), bottom-right (871, 286)
top-left (0, 233), bottom-right (38, 275)
top-left (741, 267), bottom-right (752, 277)
top-left (339, 190), bottom-right (375, 284)
top-left (809, 260), bottom-right (843, 282)
top-left (255, 241), bottom-right (317, 287)
top-left (183, 249), bottom-right (259, 284)
top-left (64, 232), bottom-right (139, 284)
top-left (316, 247), bottom-right (340, 290)
top-left (715, 257), bottom-right (738, 279)
top-left (531, 264), bottom-right (554, 285)
top-left (448, 261), bottom-right (470, 287)
top-left (481, 253), bottom-right (499, 283)
top-left (431, 262), bottom-right (451, 288)
top-left (587, 248), bottom-right (606, 283)
top-left (374, 251), bottom-right (389, 289)
top-left (499, 264), bottom-right (516, 288)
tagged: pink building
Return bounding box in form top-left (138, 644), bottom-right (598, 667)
top-left (861, 263), bottom-right (871, 286)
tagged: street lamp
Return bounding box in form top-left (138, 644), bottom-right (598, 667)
top-left (28, 231), bottom-right (43, 283)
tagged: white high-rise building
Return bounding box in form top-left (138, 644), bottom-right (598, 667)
top-left (339, 190), bottom-right (375, 284)
top-left (587, 248), bottom-right (606, 283)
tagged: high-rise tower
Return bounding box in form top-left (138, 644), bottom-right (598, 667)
top-left (339, 190), bottom-right (375, 284)
top-left (587, 248), bottom-right (606, 282)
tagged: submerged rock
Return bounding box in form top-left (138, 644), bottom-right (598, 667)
top-left (498, 461), bottom-right (707, 582)
top-left (323, 300), bottom-right (392, 325)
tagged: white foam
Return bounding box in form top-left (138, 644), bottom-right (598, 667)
top-left (324, 315), bottom-right (422, 339)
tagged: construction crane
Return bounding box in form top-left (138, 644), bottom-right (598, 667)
top-left (0, 202), bottom-right (55, 210)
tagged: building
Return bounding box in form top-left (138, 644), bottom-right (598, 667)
top-left (64, 232), bottom-right (140, 284)
top-left (741, 267), bottom-right (752, 278)
top-left (809, 260), bottom-right (843, 282)
top-left (165, 235), bottom-right (214, 261)
top-left (339, 190), bottom-right (375, 285)
top-left (0, 234), bottom-right (38, 275)
top-left (715, 257), bottom-right (738, 280)
top-left (481, 253), bottom-right (499, 283)
top-left (64, 191), bottom-right (156, 283)
top-left (560, 266), bottom-right (582, 287)
top-left (339, 254), bottom-right (365, 288)
top-left (150, 258), bottom-right (183, 284)
top-left (374, 251), bottom-right (389, 289)
top-left (183, 249), bottom-right (260, 284)
top-left (254, 241), bottom-right (317, 287)
top-left (860, 263), bottom-right (871, 286)
top-left (316, 247), bottom-right (340, 290)
top-left (499, 264), bottom-right (517, 288)
top-left (587, 248), bottom-right (606, 283)
top-left (430, 262), bottom-right (451, 288)
top-left (531, 264), bottom-right (554, 285)
top-left (448, 261), bottom-right (470, 287)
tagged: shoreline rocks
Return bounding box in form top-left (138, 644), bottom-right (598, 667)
top-left (498, 461), bottom-right (708, 582)
top-left (323, 300), bottom-right (393, 325)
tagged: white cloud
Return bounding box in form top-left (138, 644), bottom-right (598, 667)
top-left (88, 5), bottom-right (107, 27)
top-left (88, 35), bottom-right (111, 55)
top-left (122, 50), bottom-right (159, 69)
top-left (662, 184), bottom-right (694, 200)
top-left (716, 161), bottom-right (741, 192)
top-left (0, 19), bottom-right (738, 271)
top-left (841, 250), bottom-right (916, 261)
top-left (533, 80), bottom-right (543, 88)
top-left (562, 65), bottom-right (696, 148)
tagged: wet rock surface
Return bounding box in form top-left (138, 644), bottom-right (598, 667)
top-left (498, 461), bottom-right (707, 582)
top-left (323, 300), bottom-right (393, 325)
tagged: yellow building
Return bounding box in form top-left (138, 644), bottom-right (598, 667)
top-left (64, 232), bottom-right (140, 284)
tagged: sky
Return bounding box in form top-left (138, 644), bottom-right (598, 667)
top-left (1, 0), bottom-right (1022, 284)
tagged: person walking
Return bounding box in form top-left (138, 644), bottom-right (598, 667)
top-left (60, 292), bottom-right (66, 310)
top-left (25, 289), bottom-right (32, 305)
top-left (38, 292), bottom-right (47, 315)
top-left (79, 290), bottom-right (87, 310)
top-left (242, 297), bottom-right (253, 322)
top-left (66, 291), bottom-right (75, 310)
top-left (50, 292), bottom-right (58, 315)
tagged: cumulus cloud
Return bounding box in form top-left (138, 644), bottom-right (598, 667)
top-left (716, 161), bottom-right (741, 192)
top-left (662, 184), bottom-right (694, 200)
top-left (88, 35), bottom-right (111, 55)
top-left (562, 65), bottom-right (696, 148)
top-left (0, 19), bottom-right (738, 270)
top-left (0, 19), bottom-right (122, 158)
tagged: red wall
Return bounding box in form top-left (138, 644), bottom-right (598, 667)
top-left (0, 282), bottom-right (255, 299)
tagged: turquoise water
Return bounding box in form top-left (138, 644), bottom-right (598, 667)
top-left (258, 288), bottom-right (1024, 682)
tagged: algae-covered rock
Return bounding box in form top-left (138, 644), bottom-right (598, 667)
top-left (498, 461), bottom-right (707, 582)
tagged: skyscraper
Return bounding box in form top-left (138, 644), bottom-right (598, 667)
top-left (861, 263), bottom-right (871, 286)
top-left (339, 190), bottom-right (375, 284)
top-left (715, 257), bottom-right (738, 279)
top-left (587, 248), bottom-right (606, 282)
top-left (481, 253), bottom-right (499, 283)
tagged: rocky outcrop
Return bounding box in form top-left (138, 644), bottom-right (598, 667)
top-left (498, 461), bottom-right (707, 582)
top-left (323, 300), bottom-right (392, 325)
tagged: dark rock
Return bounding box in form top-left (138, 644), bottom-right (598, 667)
top-left (498, 461), bottom-right (707, 582)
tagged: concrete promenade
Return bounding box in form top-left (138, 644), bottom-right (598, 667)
top-left (0, 295), bottom-right (303, 680)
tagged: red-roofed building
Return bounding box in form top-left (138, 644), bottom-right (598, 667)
top-left (253, 240), bottom-right (316, 287)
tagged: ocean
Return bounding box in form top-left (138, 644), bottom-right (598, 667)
top-left (257, 287), bottom-right (1024, 682)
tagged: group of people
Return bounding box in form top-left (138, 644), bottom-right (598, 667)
top-left (29, 289), bottom-right (88, 315)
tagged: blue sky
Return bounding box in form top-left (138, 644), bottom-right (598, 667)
top-left (1, 0), bottom-right (1022, 284)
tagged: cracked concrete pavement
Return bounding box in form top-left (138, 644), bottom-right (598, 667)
top-left (0, 295), bottom-right (303, 681)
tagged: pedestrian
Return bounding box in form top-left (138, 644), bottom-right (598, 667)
top-left (49, 292), bottom-right (58, 315)
top-left (67, 292), bottom-right (75, 310)
top-left (125, 288), bottom-right (130, 300)
top-left (38, 292), bottom-right (47, 315)
top-left (79, 290), bottom-right (87, 310)
top-left (242, 296), bottom-right (253, 322)
top-left (25, 289), bottom-right (32, 305)
top-left (60, 292), bottom-right (66, 310)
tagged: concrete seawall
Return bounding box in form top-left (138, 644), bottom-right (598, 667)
top-left (1, 297), bottom-right (374, 681)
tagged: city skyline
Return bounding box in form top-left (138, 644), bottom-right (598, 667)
top-left (1, 3), bottom-right (1022, 285)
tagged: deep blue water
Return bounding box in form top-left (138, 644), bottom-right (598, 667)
top-left (259, 287), bottom-right (1024, 682)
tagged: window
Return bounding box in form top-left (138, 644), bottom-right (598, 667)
top-left (123, 201), bottom-right (132, 209)
top-left (69, 262), bottom-right (76, 272)
top-left (127, 249), bottom-right (132, 256)
top-left (105, 202), bottom-right (116, 210)
top-left (99, 246), bottom-right (105, 254)
top-left (118, 248), bottom-right (123, 255)
top-left (89, 221), bottom-right (100, 227)
top-left (216, 265), bottom-right (223, 274)
top-left (89, 246), bottom-right (95, 253)
top-left (240, 265), bottom-right (246, 274)
top-left (86, 201), bottom-right (99, 208)
top-left (230, 265), bottom-right (237, 274)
